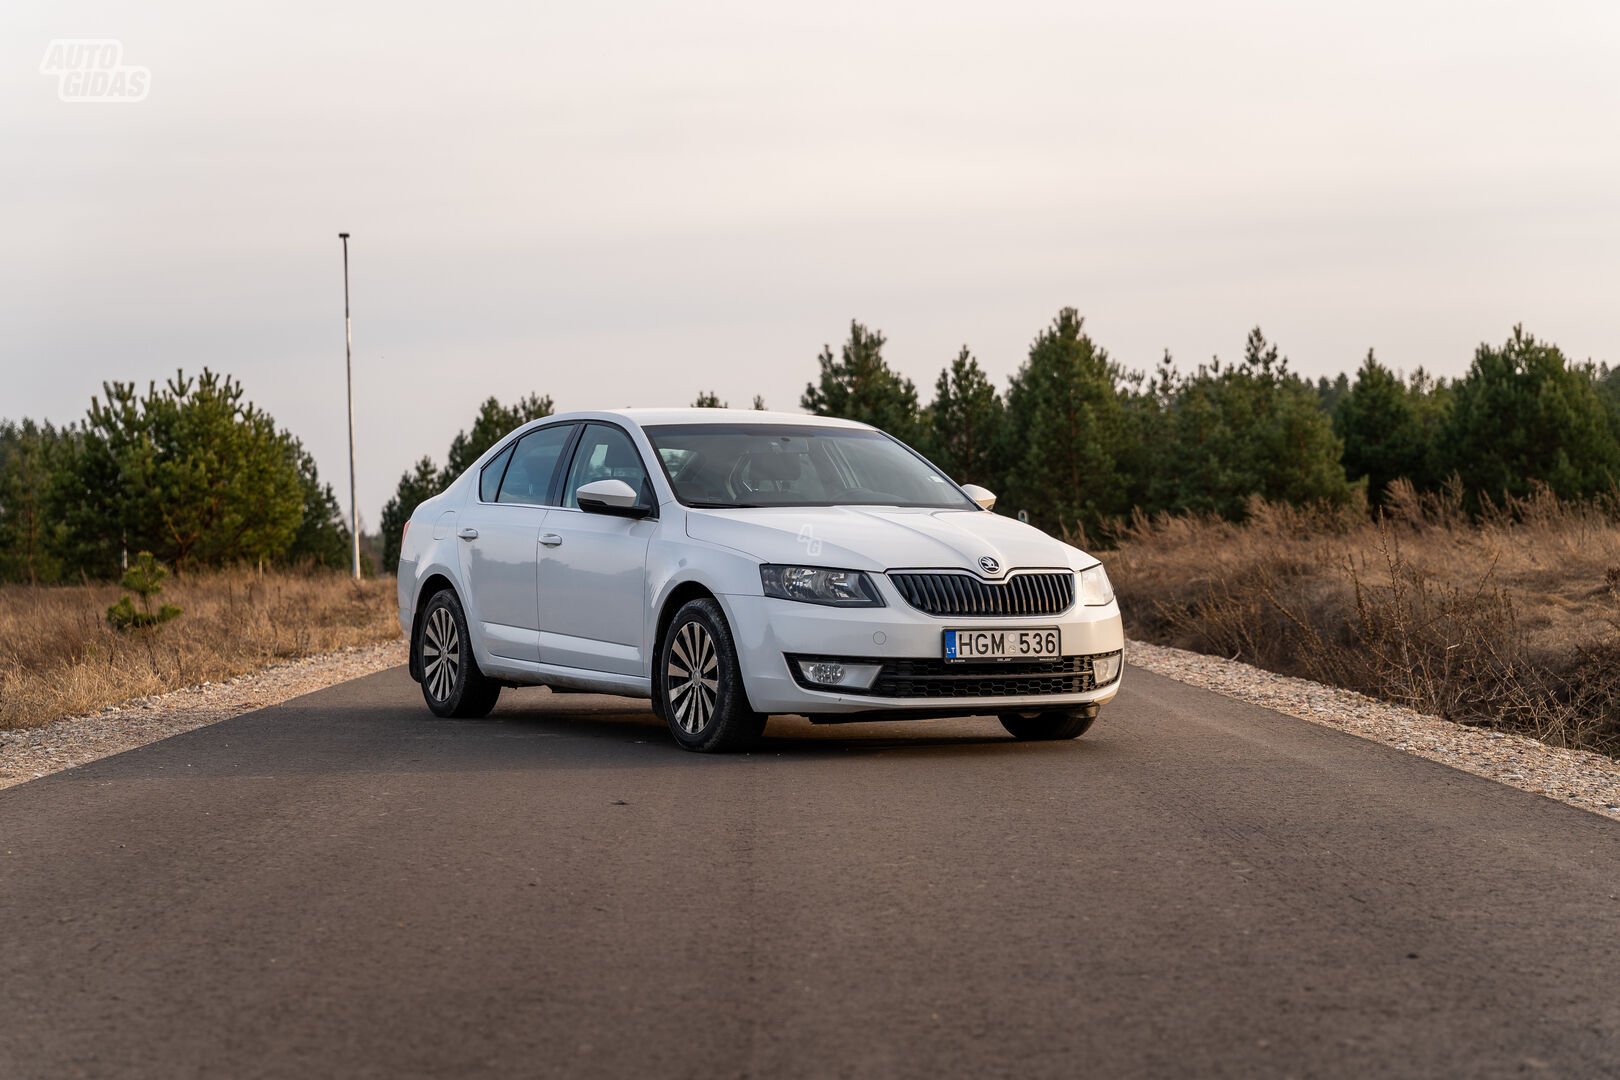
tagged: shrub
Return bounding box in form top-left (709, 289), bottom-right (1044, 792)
top-left (106, 552), bottom-right (182, 631)
top-left (1112, 485), bottom-right (1620, 756)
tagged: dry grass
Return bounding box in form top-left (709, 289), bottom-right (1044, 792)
top-left (1109, 481), bottom-right (1620, 756)
top-left (0, 569), bottom-right (400, 731)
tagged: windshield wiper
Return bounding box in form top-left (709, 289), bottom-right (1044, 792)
top-left (686, 500), bottom-right (765, 509)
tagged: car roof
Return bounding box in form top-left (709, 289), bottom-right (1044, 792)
top-left (550, 408), bottom-right (873, 430)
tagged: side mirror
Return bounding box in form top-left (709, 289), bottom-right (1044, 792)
top-left (576, 478), bottom-right (651, 518)
top-left (960, 483), bottom-right (997, 511)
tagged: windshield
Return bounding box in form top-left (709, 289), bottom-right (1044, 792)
top-left (643, 423), bottom-right (978, 510)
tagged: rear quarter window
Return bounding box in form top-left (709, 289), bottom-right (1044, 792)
top-left (480, 444), bottom-right (515, 502)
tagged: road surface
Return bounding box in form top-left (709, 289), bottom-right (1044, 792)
top-left (2, 666), bottom-right (1618, 1078)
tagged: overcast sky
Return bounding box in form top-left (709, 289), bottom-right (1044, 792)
top-left (5, 1), bottom-right (1618, 525)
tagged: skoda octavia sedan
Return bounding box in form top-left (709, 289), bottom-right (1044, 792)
top-left (397, 409), bottom-right (1124, 752)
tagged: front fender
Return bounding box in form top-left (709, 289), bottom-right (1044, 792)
top-left (643, 535), bottom-right (764, 668)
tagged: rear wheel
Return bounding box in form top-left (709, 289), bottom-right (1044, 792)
top-left (998, 707), bottom-right (1097, 741)
top-left (416, 590), bottom-right (501, 719)
top-left (658, 599), bottom-right (765, 753)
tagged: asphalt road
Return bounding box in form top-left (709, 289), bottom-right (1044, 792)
top-left (2, 666), bottom-right (1618, 1079)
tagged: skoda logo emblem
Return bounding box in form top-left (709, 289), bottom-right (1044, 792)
top-left (978, 556), bottom-right (1001, 576)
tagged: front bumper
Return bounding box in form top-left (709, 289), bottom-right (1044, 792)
top-left (723, 589), bottom-right (1125, 716)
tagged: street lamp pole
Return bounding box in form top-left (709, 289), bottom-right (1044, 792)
top-left (339, 232), bottom-right (360, 580)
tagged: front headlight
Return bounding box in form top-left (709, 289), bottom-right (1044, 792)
top-left (760, 565), bottom-right (884, 607)
top-left (1078, 564), bottom-right (1114, 606)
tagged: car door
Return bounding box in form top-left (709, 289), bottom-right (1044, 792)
top-left (458, 422), bottom-right (576, 663)
top-left (536, 422), bottom-right (655, 676)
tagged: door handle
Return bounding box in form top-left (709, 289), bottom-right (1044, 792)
top-left (539, 533), bottom-right (564, 547)
top-left (457, 527), bottom-right (479, 540)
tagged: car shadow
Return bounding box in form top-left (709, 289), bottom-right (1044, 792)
top-left (43, 678), bottom-right (1111, 785)
top-left (488, 690), bottom-right (1101, 761)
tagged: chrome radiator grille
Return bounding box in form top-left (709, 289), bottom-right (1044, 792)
top-left (888, 571), bottom-right (1074, 618)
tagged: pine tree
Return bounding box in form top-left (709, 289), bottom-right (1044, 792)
top-left (1117, 352), bottom-right (1176, 518)
top-left (926, 347), bottom-right (1004, 489)
top-left (1315, 373), bottom-right (1351, 415)
top-left (285, 440), bottom-right (352, 569)
top-left (1441, 326), bottom-right (1620, 503)
top-left (692, 391), bottom-right (726, 408)
top-left (57, 371), bottom-right (304, 575)
top-left (1597, 363), bottom-right (1620, 442)
top-left (1334, 351), bottom-right (1435, 504)
top-left (106, 551), bottom-right (182, 631)
top-left (1160, 328), bottom-right (1352, 518)
top-left (381, 457), bottom-right (443, 571)
top-left (0, 419), bottom-right (70, 584)
top-left (1002, 309), bottom-right (1127, 534)
top-left (801, 321), bottom-right (923, 445)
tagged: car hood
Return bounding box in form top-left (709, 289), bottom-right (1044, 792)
top-left (683, 505), bottom-right (1092, 574)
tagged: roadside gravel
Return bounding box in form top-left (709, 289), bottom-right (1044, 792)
top-left (0, 640), bottom-right (406, 791)
top-left (1129, 639), bottom-right (1620, 822)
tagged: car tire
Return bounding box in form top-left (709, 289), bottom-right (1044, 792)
top-left (416, 589), bottom-right (501, 719)
top-left (998, 707), bottom-right (1096, 741)
top-left (658, 598), bottom-right (766, 753)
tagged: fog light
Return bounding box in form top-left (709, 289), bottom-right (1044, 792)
top-left (1092, 651), bottom-right (1123, 686)
top-left (795, 659), bottom-right (882, 690)
top-left (808, 662), bottom-right (844, 684)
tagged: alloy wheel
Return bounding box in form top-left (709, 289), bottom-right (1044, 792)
top-left (422, 606), bottom-right (461, 702)
top-left (666, 619), bottom-right (719, 733)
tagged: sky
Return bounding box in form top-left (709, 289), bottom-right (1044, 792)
top-left (4, 1), bottom-right (1618, 528)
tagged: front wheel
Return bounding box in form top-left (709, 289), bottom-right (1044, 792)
top-left (998, 707), bottom-right (1097, 741)
top-left (658, 599), bottom-right (766, 753)
top-left (416, 590), bottom-right (501, 719)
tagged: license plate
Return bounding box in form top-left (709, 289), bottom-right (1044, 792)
top-left (943, 627), bottom-right (1061, 662)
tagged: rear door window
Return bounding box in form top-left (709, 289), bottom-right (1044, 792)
top-left (496, 424), bottom-right (575, 506)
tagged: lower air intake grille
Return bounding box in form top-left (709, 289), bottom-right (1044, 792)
top-left (789, 653), bottom-right (1120, 699)
top-left (890, 571), bottom-right (1074, 617)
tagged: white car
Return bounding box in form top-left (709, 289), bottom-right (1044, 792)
top-left (397, 409), bottom-right (1124, 752)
